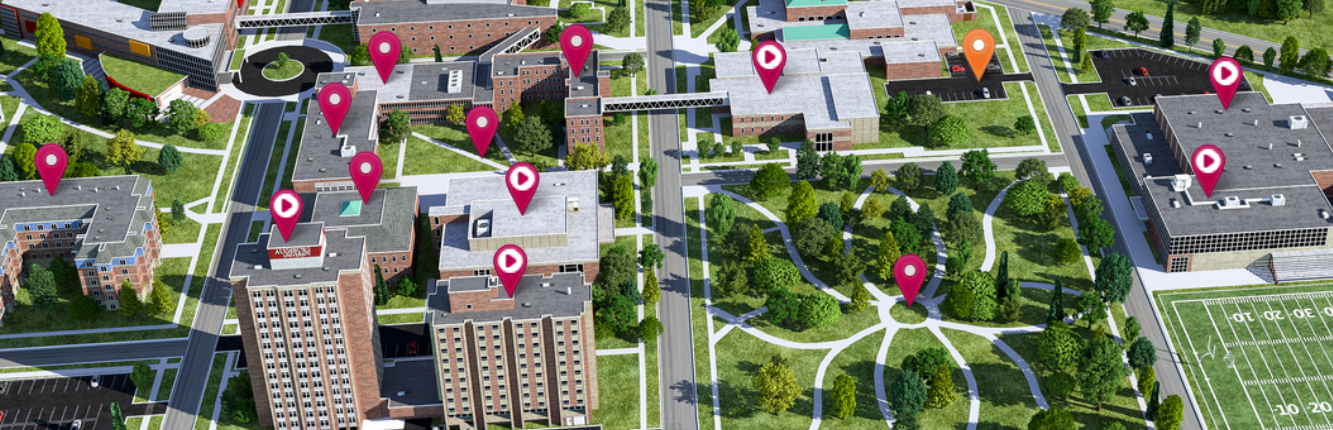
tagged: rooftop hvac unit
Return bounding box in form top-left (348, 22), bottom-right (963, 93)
top-left (1143, 153), bottom-right (1153, 165)
top-left (1170, 174), bottom-right (1192, 192)
top-left (340, 145), bottom-right (356, 157)
top-left (1291, 115), bottom-right (1309, 129)
top-left (568, 197), bottom-right (580, 212)
top-left (1170, 198), bottom-right (1181, 208)
top-left (1272, 194), bottom-right (1286, 206)
top-left (475, 219), bottom-right (490, 237)
top-left (1221, 196), bottom-right (1242, 208)
top-left (1322, 209), bottom-right (1330, 220)
top-left (447, 70), bottom-right (463, 93)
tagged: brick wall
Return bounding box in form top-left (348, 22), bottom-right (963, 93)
top-left (492, 62), bottom-right (566, 108)
top-left (232, 279), bottom-right (276, 429)
top-left (883, 60), bottom-right (940, 80)
top-left (784, 5), bottom-right (847, 21)
top-left (849, 27), bottom-right (904, 39)
top-left (340, 260), bottom-right (384, 426)
top-left (565, 113), bottom-right (606, 150)
top-left (449, 286), bottom-right (516, 313)
top-left (358, 16), bottom-right (557, 57)
top-left (439, 263), bottom-right (598, 287)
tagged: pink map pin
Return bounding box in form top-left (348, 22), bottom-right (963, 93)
top-left (34, 143), bottom-right (67, 196)
top-left (1209, 57), bottom-right (1242, 110)
top-left (493, 244), bottom-right (528, 298)
top-left (269, 189), bottom-right (303, 242)
top-left (894, 254), bottom-right (927, 307)
top-left (506, 162), bottom-right (541, 215)
top-left (560, 24), bottom-right (593, 79)
top-left (318, 82), bottom-right (352, 135)
top-left (369, 31), bottom-right (402, 84)
top-left (349, 152), bottom-right (382, 204)
top-left (466, 106), bottom-right (498, 158)
top-left (752, 41), bottom-right (787, 94)
top-left (1191, 144), bottom-right (1226, 198)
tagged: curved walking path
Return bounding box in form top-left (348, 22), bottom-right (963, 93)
top-left (980, 181), bottom-right (1017, 272)
top-left (692, 181), bottom-right (1090, 429)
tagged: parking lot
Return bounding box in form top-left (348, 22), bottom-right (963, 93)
top-left (1061, 48), bottom-right (1250, 107)
top-left (0, 374), bottom-right (158, 430)
top-left (883, 52), bottom-right (1034, 102)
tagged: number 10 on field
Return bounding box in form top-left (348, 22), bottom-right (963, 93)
top-left (1274, 402), bottom-right (1333, 415)
top-left (1232, 308), bottom-right (1333, 322)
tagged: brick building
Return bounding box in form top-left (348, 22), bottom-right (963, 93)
top-left (301, 188), bottom-right (420, 286)
top-left (290, 77), bottom-right (381, 194)
top-left (710, 49), bottom-right (879, 150)
top-left (0, 176), bottom-right (164, 324)
top-left (353, 1), bottom-right (557, 57)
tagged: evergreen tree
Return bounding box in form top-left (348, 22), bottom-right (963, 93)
top-left (109, 401), bottom-right (127, 430)
top-left (707, 194), bottom-right (737, 237)
top-left (889, 370), bottom-right (927, 421)
top-left (926, 363), bottom-right (955, 408)
top-left (1138, 364), bottom-right (1156, 397)
top-left (871, 169), bottom-right (892, 193)
top-left (106, 129), bottom-right (145, 167)
top-left (1039, 321), bottom-right (1083, 371)
top-left (1128, 336), bottom-right (1157, 369)
top-left (1027, 405), bottom-right (1076, 430)
top-left (1145, 381), bottom-right (1161, 419)
top-left (119, 280), bottom-right (144, 316)
top-left (787, 180), bottom-right (818, 224)
top-left (373, 265), bottom-right (389, 306)
top-left (1077, 335), bottom-right (1123, 410)
top-left (746, 224), bottom-right (770, 263)
top-left (159, 144), bottom-right (183, 174)
top-left (35, 13), bottom-right (65, 58)
top-left (1094, 253), bottom-right (1133, 303)
top-left (70, 295), bottom-right (101, 321)
top-left (849, 283), bottom-right (872, 312)
top-left (754, 355), bottom-right (800, 414)
top-left (1048, 281), bottom-right (1067, 322)
top-left (0, 155), bottom-right (18, 182)
top-left (148, 279), bottom-right (173, 316)
top-left (1185, 17), bottom-right (1202, 51)
top-left (875, 231), bottom-right (901, 280)
top-left (639, 156), bottom-right (658, 187)
top-left (130, 363), bottom-right (155, 392)
top-left (934, 161), bottom-right (958, 195)
top-left (1159, 0), bottom-right (1175, 48)
top-left (831, 374), bottom-right (856, 419)
top-left (1157, 394), bottom-right (1184, 430)
top-left (995, 251), bottom-right (1010, 300)
top-left (796, 140), bottom-right (821, 180)
top-left (613, 175), bottom-right (634, 219)
top-left (53, 59), bottom-right (83, 101)
top-left (895, 163), bottom-right (922, 192)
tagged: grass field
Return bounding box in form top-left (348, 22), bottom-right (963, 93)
top-left (101, 54), bottom-right (186, 96)
top-left (589, 353), bottom-right (640, 429)
top-left (1159, 284), bottom-right (1333, 430)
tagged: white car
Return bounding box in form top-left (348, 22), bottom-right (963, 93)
top-left (981, 87), bottom-right (991, 99)
top-left (71, 420), bottom-right (82, 430)
top-left (90, 376), bottom-right (99, 388)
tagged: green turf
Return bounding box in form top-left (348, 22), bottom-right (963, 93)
top-left (882, 328), bottom-right (971, 428)
top-left (858, 78), bottom-right (1051, 151)
top-left (589, 353), bottom-right (641, 429)
top-left (261, 59), bottom-right (304, 81)
top-left (1101, 0), bottom-right (1332, 54)
top-left (685, 197), bottom-right (719, 429)
top-left (193, 353), bottom-right (229, 430)
top-left (1001, 329), bottom-right (1145, 429)
top-left (715, 329), bottom-right (826, 429)
top-left (162, 216), bottom-right (202, 244)
top-left (990, 186), bottom-right (1094, 290)
top-left (400, 136), bottom-right (497, 175)
top-left (318, 24), bottom-right (360, 55)
top-left (278, 117), bottom-right (305, 192)
top-left (213, 105), bottom-right (255, 213)
top-left (940, 328), bottom-right (1042, 429)
top-left (155, 368), bottom-right (178, 401)
top-left (101, 54), bottom-right (186, 97)
top-left (817, 328), bottom-right (887, 428)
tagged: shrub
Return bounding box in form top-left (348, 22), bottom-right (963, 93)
top-left (197, 122), bottom-right (227, 141)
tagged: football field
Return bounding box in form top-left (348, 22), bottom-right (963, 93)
top-left (1161, 285), bottom-right (1333, 430)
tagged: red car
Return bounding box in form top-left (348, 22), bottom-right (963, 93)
top-left (1137, 67), bottom-right (1149, 76)
top-left (407, 341), bottom-right (419, 356)
top-left (950, 65), bottom-right (965, 73)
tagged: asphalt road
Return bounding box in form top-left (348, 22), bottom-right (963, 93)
top-left (1011, 9), bottom-right (1205, 429)
top-left (986, 0), bottom-right (1330, 77)
top-left (161, 102), bottom-right (286, 430)
top-left (641, 0), bottom-right (699, 427)
top-left (0, 339), bottom-right (187, 368)
top-left (678, 154), bottom-right (1073, 186)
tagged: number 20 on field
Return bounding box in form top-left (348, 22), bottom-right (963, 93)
top-left (1274, 402), bottom-right (1333, 416)
top-left (1232, 308), bottom-right (1333, 322)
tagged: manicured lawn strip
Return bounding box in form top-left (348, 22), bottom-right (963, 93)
top-left (686, 197), bottom-right (717, 430)
top-left (378, 292), bottom-right (427, 310)
top-left (590, 353), bottom-right (641, 429)
top-left (101, 54), bottom-right (186, 96)
top-left (377, 313), bottom-right (424, 325)
top-left (400, 136), bottom-right (496, 175)
top-left (605, 112), bottom-right (635, 161)
top-left (155, 368), bottom-right (179, 401)
top-left (181, 224), bottom-right (223, 325)
top-left (127, 417), bottom-right (143, 430)
top-left (317, 24), bottom-right (359, 55)
top-left (646, 305), bottom-right (661, 428)
top-left (1102, 144), bottom-right (1136, 200)
top-left (415, 123), bottom-right (510, 165)
top-left (162, 216), bottom-right (203, 244)
top-left (121, 0), bottom-right (164, 10)
top-left (981, 2), bottom-right (1029, 73)
top-left (1083, 93), bottom-right (1154, 113)
top-left (1141, 231), bottom-right (1160, 264)
top-left (882, 328), bottom-right (970, 428)
top-left (1001, 330), bottom-right (1145, 429)
top-left (256, 120), bottom-right (294, 210)
top-left (1024, 81), bottom-right (1059, 153)
top-left (817, 329), bottom-right (889, 428)
top-left (0, 359), bottom-right (156, 374)
top-left (637, 112), bottom-right (650, 158)
top-left (192, 353), bottom-right (229, 430)
top-left (1100, 0), bottom-right (1332, 53)
top-left (1068, 95), bottom-right (1091, 128)
top-left (715, 329), bottom-right (825, 429)
top-left (607, 64), bottom-right (633, 97)
top-left (0, 37), bottom-right (36, 76)
top-left (990, 186), bottom-right (1093, 290)
top-left (634, 0), bottom-right (646, 36)
top-left (279, 117), bottom-right (305, 191)
top-left (213, 105), bottom-right (255, 213)
top-left (148, 416), bottom-right (164, 430)
top-left (939, 328), bottom-right (1040, 429)
top-left (707, 0), bottom-right (756, 44)
top-left (1, 96), bottom-right (20, 124)
top-left (671, 0), bottom-right (683, 35)
top-left (1038, 26), bottom-right (1076, 85)
top-left (246, 220), bottom-right (266, 243)
top-left (889, 303), bottom-right (928, 324)
top-left (855, 79), bottom-right (1049, 151)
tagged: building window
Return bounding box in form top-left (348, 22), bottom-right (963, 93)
top-left (1169, 256), bottom-right (1189, 272)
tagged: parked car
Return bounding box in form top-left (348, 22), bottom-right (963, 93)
top-left (90, 375), bottom-right (99, 388)
top-left (1119, 96), bottom-right (1133, 106)
top-left (71, 420), bottom-right (82, 430)
top-left (408, 341), bottom-right (419, 356)
top-left (981, 87), bottom-right (991, 99)
top-left (1137, 66), bottom-right (1149, 76)
top-left (950, 65), bottom-right (965, 73)
top-left (1127, 77), bottom-right (1137, 86)
top-left (1095, 50), bottom-right (1108, 58)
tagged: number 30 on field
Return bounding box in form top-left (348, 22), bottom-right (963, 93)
top-left (1232, 308), bottom-right (1333, 322)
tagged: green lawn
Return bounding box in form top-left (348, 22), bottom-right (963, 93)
top-left (261, 60), bottom-right (304, 81)
top-left (989, 187), bottom-right (1094, 291)
top-left (817, 328), bottom-right (888, 428)
top-left (415, 123), bottom-right (510, 165)
top-left (634, 0), bottom-right (646, 36)
top-left (155, 368), bottom-right (178, 401)
top-left (213, 105), bottom-right (256, 213)
top-left (685, 197), bottom-right (719, 429)
top-left (940, 328), bottom-right (1043, 429)
top-left (604, 112), bottom-right (635, 161)
top-left (377, 291), bottom-right (427, 310)
top-left (229, 49), bottom-right (246, 71)
top-left (101, 54), bottom-right (186, 96)
top-left (882, 328), bottom-right (971, 429)
top-left (317, 24), bottom-right (359, 55)
top-left (192, 353), bottom-right (229, 430)
top-left (858, 79), bottom-right (1049, 151)
top-left (1001, 329), bottom-right (1144, 429)
top-left (400, 136), bottom-right (497, 175)
top-left (377, 313), bottom-right (424, 324)
top-left (162, 216), bottom-right (202, 244)
top-left (0, 37), bottom-right (37, 76)
top-left (1104, 0), bottom-right (1332, 53)
top-left (671, 0), bottom-right (683, 35)
top-left (1, 96), bottom-right (21, 123)
top-left (589, 353), bottom-right (641, 429)
top-left (955, 2), bottom-right (1030, 74)
top-left (715, 329), bottom-right (826, 429)
top-left (1103, 144), bottom-right (1135, 198)
top-left (120, 0), bottom-right (164, 11)
top-left (1024, 81), bottom-right (1059, 153)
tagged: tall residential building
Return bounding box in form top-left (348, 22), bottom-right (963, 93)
top-left (0, 176), bottom-right (163, 324)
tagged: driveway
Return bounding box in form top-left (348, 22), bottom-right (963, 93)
top-left (883, 53), bottom-right (1034, 102)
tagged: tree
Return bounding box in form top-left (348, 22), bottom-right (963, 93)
top-left (639, 156), bottom-right (658, 188)
top-left (1027, 405), bottom-right (1076, 430)
top-left (1137, 365), bottom-right (1155, 399)
top-left (1124, 11), bottom-right (1149, 38)
top-left (1013, 115), bottom-right (1037, 136)
top-left (849, 283), bottom-right (872, 312)
top-left (70, 295), bottom-right (101, 321)
top-left (53, 58), bottom-right (83, 101)
top-left (834, 252), bottom-right (865, 285)
top-left (1160, 0), bottom-right (1175, 47)
top-left (926, 115), bottom-right (969, 148)
top-left (1077, 335), bottom-right (1123, 410)
top-left (446, 104), bottom-right (466, 125)
top-left (883, 90), bottom-right (912, 129)
top-left (119, 280), bottom-right (144, 316)
top-left (889, 370), bottom-right (928, 420)
top-left (608, 6), bottom-right (631, 32)
top-left (926, 363), bottom-right (955, 408)
top-left (432, 44), bottom-right (443, 62)
top-left (1046, 372), bottom-right (1077, 402)
top-left (896, 163), bottom-right (923, 192)
top-left (159, 144), bottom-right (183, 174)
top-left (935, 162), bottom-right (958, 195)
top-left (166, 99), bottom-right (202, 136)
top-left (639, 315), bottom-right (664, 342)
top-left (397, 278), bottom-right (418, 296)
top-left (349, 44), bottom-right (371, 66)
top-left (1091, 0), bottom-right (1115, 28)
top-left (945, 210), bottom-right (982, 245)
top-left (755, 355), bottom-right (800, 414)
top-left (707, 195), bottom-right (738, 238)
top-left (713, 263), bottom-right (746, 299)
top-left (817, 202), bottom-right (844, 230)
top-left (909, 94), bottom-right (946, 130)
top-left (1039, 321), bottom-right (1083, 371)
top-left (1157, 394), bottom-right (1184, 430)
top-left (397, 47), bottom-right (412, 64)
top-left (1234, 45), bottom-right (1255, 63)
top-left (597, 293), bottom-right (636, 334)
top-left (994, 250), bottom-right (1012, 301)
top-left (567, 143), bottom-right (609, 171)
top-left (544, 23), bottom-right (565, 44)
top-left (795, 140), bottom-right (821, 180)
top-left (1077, 292), bottom-right (1106, 327)
top-left (794, 218), bottom-right (837, 259)
top-left (951, 271), bottom-right (997, 321)
top-left (638, 244), bottom-right (665, 269)
top-left (126, 98), bottom-right (159, 130)
top-left (1214, 38), bottom-right (1228, 58)
top-left (373, 265), bottom-right (389, 306)
top-left (512, 116), bottom-right (553, 155)
top-left (219, 372), bottom-right (257, 424)
top-left (110, 401), bottom-right (127, 430)
top-left (715, 27), bottom-right (740, 52)
top-left (23, 113), bottom-right (64, 145)
top-left (746, 224), bottom-right (770, 263)
top-left (1094, 252), bottom-right (1132, 303)
top-left (1277, 0), bottom-right (1303, 22)
top-left (1265, 46), bottom-right (1278, 67)
top-left (753, 258), bottom-right (801, 293)
top-left (1072, 27), bottom-right (1087, 63)
top-left (35, 13), bottom-right (65, 58)
top-left (1128, 336), bottom-right (1157, 369)
top-left (751, 163), bottom-right (790, 200)
top-left (597, 247), bottom-right (637, 300)
top-left (106, 129), bottom-right (145, 167)
top-left (1078, 217), bottom-right (1115, 252)
top-left (1306, 0), bottom-right (1326, 17)
top-left (875, 231), bottom-right (901, 280)
top-left (800, 293), bottom-right (841, 329)
top-left (1007, 180), bottom-right (1050, 218)
top-left (821, 152), bottom-right (863, 191)
top-left (0, 155), bottom-right (18, 182)
top-left (197, 123), bottom-right (227, 142)
top-left (959, 150), bottom-right (995, 186)
top-left (1054, 239), bottom-right (1081, 264)
top-left (1300, 47), bottom-right (1333, 77)
top-left (130, 363), bottom-right (155, 393)
top-left (141, 279), bottom-right (170, 316)
top-left (1145, 381), bottom-right (1161, 420)
top-left (1185, 17), bottom-right (1202, 50)
top-left (1060, 8), bottom-right (1089, 31)
top-left (831, 374), bottom-right (857, 419)
top-left (102, 87), bottom-right (131, 126)
top-left (863, 196), bottom-right (886, 220)
top-left (380, 110), bottom-right (413, 144)
top-left (504, 101), bottom-right (525, 132)
top-left (787, 180), bottom-right (818, 224)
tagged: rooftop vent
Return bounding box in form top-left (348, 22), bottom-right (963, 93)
top-left (1225, 132), bottom-right (1234, 137)
top-left (1215, 109), bottom-right (1224, 114)
top-left (1170, 198), bottom-right (1181, 208)
top-left (1170, 174), bottom-right (1192, 192)
top-left (541, 282), bottom-right (551, 288)
top-left (1272, 194), bottom-right (1286, 206)
top-left (1323, 209), bottom-right (1331, 220)
top-left (1221, 196), bottom-right (1243, 208)
top-left (1197, 121), bottom-right (1203, 129)
top-left (340, 145), bottom-right (357, 157)
top-left (568, 197), bottom-right (580, 212)
top-left (1291, 115), bottom-right (1309, 129)
top-left (1143, 153), bottom-right (1153, 164)
top-left (375, 12), bottom-right (381, 17)
top-left (522, 302), bottom-right (532, 307)
top-left (1243, 108), bottom-right (1252, 113)
top-left (1252, 119), bottom-right (1259, 126)
top-left (475, 219), bottom-right (491, 237)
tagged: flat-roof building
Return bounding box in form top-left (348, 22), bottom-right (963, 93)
top-left (352, 1), bottom-right (557, 57)
top-left (1110, 92), bottom-right (1333, 278)
top-left (0, 176), bottom-right (164, 324)
top-left (710, 48), bottom-right (879, 150)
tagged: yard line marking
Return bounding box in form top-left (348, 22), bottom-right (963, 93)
top-left (1248, 301), bottom-right (1318, 428)
top-left (1274, 298), bottom-right (1333, 427)
top-left (1182, 300), bottom-right (1233, 430)
top-left (1219, 300), bottom-right (1280, 429)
